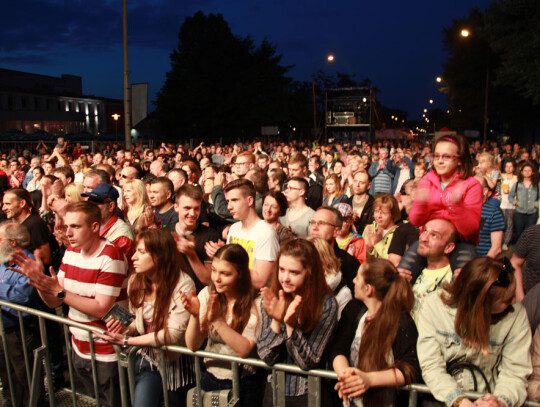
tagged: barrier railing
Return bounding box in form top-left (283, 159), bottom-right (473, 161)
top-left (0, 299), bottom-right (538, 407)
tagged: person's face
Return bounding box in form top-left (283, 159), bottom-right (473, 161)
top-left (132, 241), bottom-right (155, 275)
top-left (521, 152), bottom-right (530, 161)
top-left (308, 158), bottom-right (318, 173)
top-left (9, 162), bottom-right (19, 172)
top-left (352, 172), bottom-right (370, 195)
top-left (284, 180), bottom-right (304, 203)
top-left (379, 150), bottom-right (388, 160)
top-left (2, 194), bottom-right (24, 220)
top-left (181, 165), bottom-right (193, 181)
top-left (257, 157), bottom-right (268, 170)
top-left (522, 166), bottom-right (533, 178)
top-left (504, 162), bottom-right (514, 174)
top-left (417, 219), bottom-right (453, 258)
top-left (278, 255), bottom-right (307, 294)
top-left (353, 264), bottom-right (369, 301)
top-left (30, 158), bottom-right (40, 168)
top-left (93, 154), bottom-right (102, 165)
top-left (211, 258), bottom-right (239, 295)
top-left (148, 183), bottom-right (171, 208)
top-left (43, 163), bottom-right (53, 175)
top-left (234, 158), bottom-right (252, 177)
top-left (287, 163), bottom-right (305, 178)
top-left (374, 204), bottom-right (394, 230)
top-left (83, 175), bottom-right (99, 193)
top-left (64, 211), bottom-right (98, 250)
top-left (309, 209), bottom-right (338, 243)
top-left (333, 162), bottom-right (343, 175)
top-left (268, 162), bottom-right (280, 172)
top-left (224, 189), bottom-right (252, 220)
top-left (491, 281), bottom-right (516, 315)
top-left (478, 158), bottom-right (490, 173)
top-left (123, 185), bottom-right (138, 206)
top-left (414, 166), bottom-right (426, 179)
top-left (174, 195), bottom-right (201, 230)
top-left (325, 178), bottom-right (336, 194)
top-left (32, 168), bottom-right (42, 180)
top-left (94, 200), bottom-right (114, 222)
top-left (433, 141), bottom-right (461, 179)
top-left (262, 196), bottom-right (281, 223)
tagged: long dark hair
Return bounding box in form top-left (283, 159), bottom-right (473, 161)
top-left (356, 258), bottom-right (416, 407)
top-left (272, 239), bottom-right (333, 333)
top-left (202, 244), bottom-right (256, 334)
top-left (441, 257), bottom-right (515, 353)
top-left (128, 229), bottom-right (188, 345)
top-left (517, 161), bottom-right (539, 184)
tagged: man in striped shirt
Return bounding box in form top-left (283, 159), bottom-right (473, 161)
top-left (12, 201), bottom-right (128, 407)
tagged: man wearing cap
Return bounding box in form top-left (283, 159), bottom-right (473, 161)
top-left (82, 184), bottom-right (134, 261)
top-left (334, 202), bottom-right (367, 264)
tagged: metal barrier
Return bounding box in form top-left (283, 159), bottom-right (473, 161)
top-left (0, 299), bottom-right (538, 407)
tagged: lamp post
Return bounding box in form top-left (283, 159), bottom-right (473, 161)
top-left (112, 113), bottom-right (120, 141)
top-left (312, 54), bottom-right (335, 140)
top-left (460, 28), bottom-right (489, 144)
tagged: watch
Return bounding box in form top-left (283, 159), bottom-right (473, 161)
top-left (123, 335), bottom-right (129, 348)
top-left (57, 289), bottom-right (66, 301)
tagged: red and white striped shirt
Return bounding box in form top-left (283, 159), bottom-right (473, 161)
top-left (58, 240), bottom-right (128, 362)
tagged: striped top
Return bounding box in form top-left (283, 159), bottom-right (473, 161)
top-left (257, 294), bottom-right (338, 397)
top-left (58, 240), bottom-right (128, 362)
top-left (477, 200), bottom-right (506, 257)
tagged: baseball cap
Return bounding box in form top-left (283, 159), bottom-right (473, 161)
top-left (81, 184), bottom-right (119, 201)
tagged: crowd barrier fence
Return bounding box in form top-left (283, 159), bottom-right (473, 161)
top-left (0, 299), bottom-right (538, 407)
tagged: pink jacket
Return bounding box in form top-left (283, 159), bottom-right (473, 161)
top-left (409, 171), bottom-right (483, 245)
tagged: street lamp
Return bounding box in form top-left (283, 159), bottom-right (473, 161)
top-left (460, 27), bottom-right (489, 144)
top-left (312, 54), bottom-right (335, 139)
top-left (112, 113), bottom-right (120, 141)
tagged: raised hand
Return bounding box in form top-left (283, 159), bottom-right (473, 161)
top-left (207, 290), bottom-right (224, 324)
top-left (284, 295), bottom-right (302, 328)
top-left (180, 290), bottom-right (200, 317)
top-left (10, 251), bottom-right (61, 295)
top-left (261, 287), bottom-right (287, 322)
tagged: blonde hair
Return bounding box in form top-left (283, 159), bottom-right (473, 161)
top-left (308, 237), bottom-right (341, 276)
top-left (123, 179), bottom-right (149, 222)
top-left (64, 182), bottom-right (84, 203)
top-left (477, 152), bottom-right (495, 168)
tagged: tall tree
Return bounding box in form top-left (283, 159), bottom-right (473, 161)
top-left (155, 12), bottom-right (292, 140)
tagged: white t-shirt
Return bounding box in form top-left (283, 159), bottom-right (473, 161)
top-left (227, 220), bottom-right (279, 271)
top-left (198, 287), bottom-right (261, 379)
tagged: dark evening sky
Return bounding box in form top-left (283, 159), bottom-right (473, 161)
top-left (1, 0), bottom-right (492, 121)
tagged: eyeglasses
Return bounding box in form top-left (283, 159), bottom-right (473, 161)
top-left (309, 220), bottom-right (336, 228)
top-left (285, 186), bottom-right (303, 191)
top-left (431, 153), bottom-right (458, 162)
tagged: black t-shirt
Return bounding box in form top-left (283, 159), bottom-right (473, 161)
top-left (154, 206), bottom-right (179, 231)
top-left (389, 221), bottom-right (419, 256)
top-left (21, 212), bottom-right (57, 259)
top-left (184, 223), bottom-right (220, 292)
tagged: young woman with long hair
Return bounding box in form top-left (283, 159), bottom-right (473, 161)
top-left (509, 161), bottom-right (539, 242)
top-left (331, 258), bottom-right (420, 407)
top-left (95, 229), bottom-right (196, 407)
top-left (323, 174), bottom-right (348, 206)
top-left (122, 179), bottom-right (150, 233)
top-left (182, 244), bottom-right (261, 406)
top-left (257, 238), bottom-right (338, 406)
top-left (417, 257), bottom-right (531, 407)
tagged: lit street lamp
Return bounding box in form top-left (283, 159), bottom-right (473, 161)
top-left (312, 54), bottom-right (335, 139)
top-left (112, 113), bottom-right (120, 141)
top-left (460, 27), bottom-right (489, 144)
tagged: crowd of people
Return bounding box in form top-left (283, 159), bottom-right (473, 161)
top-left (0, 134), bottom-right (539, 407)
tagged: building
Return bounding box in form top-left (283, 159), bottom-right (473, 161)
top-left (0, 68), bottom-right (123, 136)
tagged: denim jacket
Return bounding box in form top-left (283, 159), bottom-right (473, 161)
top-left (417, 291), bottom-right (532, 407)
top-left (509, 182), bottom-right (539, 214)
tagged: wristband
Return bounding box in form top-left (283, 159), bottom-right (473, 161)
top-left (123, 335), bottom-right (129, 348)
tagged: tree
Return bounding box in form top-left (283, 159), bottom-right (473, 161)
top-left (484, 0), bottom-right (540, 106)
top-left (154, 12), bottom-right (293, 140)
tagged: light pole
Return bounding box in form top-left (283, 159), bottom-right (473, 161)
top-left (312, 54), bottom-right (335, 140)
top-left (112, 113), bottom-right (120, 141)
top-left (460, 28), bottom-right (489, 144)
